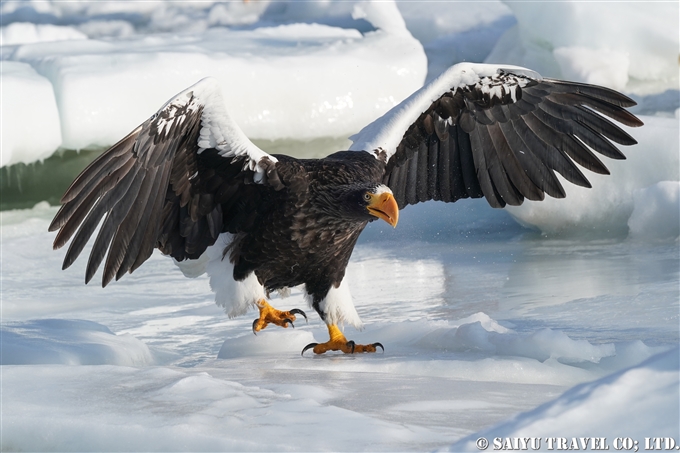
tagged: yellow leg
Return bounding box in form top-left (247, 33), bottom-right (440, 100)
top-left (301, 324), bottom-right (384, 355)
top-left (252, 299), bottom-right (307, 334)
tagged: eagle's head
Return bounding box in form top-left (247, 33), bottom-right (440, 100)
top-left (363, 184), bottom-right (399, 227)
top-left (325, 183), bottom-right (399, 227)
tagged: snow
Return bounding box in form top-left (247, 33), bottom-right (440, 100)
top-left (448, 347), bottom-right (680, 451)
top-left (1, 1), bottom-right (679, 450)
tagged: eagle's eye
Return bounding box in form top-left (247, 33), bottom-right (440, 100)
top-left (363, 193), bottom-right (372, 202)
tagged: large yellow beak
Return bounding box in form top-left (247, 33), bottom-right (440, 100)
top-left (367, 192), bottom-right (399, 227)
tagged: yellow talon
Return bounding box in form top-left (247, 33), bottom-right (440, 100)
top-left (252, 299), bottom-right (307, 334)
top-left (301, 324), bottom-right (384, 355)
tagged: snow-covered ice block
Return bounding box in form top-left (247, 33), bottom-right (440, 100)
top-left (0, 22), bottom-right (87, 45)
top-left (628, 181), bottom-right (680, 242)
top-left (485, 2), bottom-right (679, 94)
top-left (6, 2), bottom-right (426, 153)
top-left (447, 347), bottom-right (680, 451)
top-left (506, 115), bottom-right (679, 236)
top-left (1, 319), bottom-right (156, 366)
top-left (218, 329), bottom-right (315, 359)
top-left (0, 61), bottom-right (62, 167)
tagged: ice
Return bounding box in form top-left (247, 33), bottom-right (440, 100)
top-left (485, 2), bottom-right (679, 94)
top-left (0, 61), bottom-right (62, 166)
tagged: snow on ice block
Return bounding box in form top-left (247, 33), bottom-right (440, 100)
top-left (7, 4), bottom-right (425, 152)
top-left (0, 61), bottom-right (62, 167)
top-left (447, 347), bottom-right (680, 451)
top-left (1, 319), bottom-right (156, 366)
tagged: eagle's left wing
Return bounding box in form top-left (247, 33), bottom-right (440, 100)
top-left (49, 77), bottom-right (283, 287)
top-left (349, 63), bottom-right (643, 208)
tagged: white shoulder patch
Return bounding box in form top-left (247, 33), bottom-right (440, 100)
top-left (154, 77), bottom-right (276, 183)
top-left (348, 63), bottom-right (542, 162)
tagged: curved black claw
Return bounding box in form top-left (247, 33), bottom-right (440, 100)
top-left (290, 308), bottom-right (308, 323)
top-left (301, 343), bottom-right (318, 356)
top-left (373, 342), bottom-right (384, 352)
top-left (346, 340), bottom-right (356, 354)
top-left (283, 318), bottom-right (294, 328)
top-left (252, 319), bottom-right (259, 335)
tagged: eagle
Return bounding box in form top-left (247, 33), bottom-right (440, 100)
top-left (49, 63), bottom-right (643, 355)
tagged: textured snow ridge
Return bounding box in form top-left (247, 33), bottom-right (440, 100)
top-left (448, 348), bottom-right (680, 451)
top-left (1, 319), bottom-right (156, 366)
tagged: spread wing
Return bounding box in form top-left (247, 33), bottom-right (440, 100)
top-left (49, 78), bottom-right (282, 287)
top-left (349, 63), bottom-right (644, 208)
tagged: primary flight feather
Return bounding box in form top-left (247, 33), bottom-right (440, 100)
top-left (50, 62), bottom-right (643, 355)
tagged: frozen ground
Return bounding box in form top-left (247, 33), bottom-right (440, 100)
top-left (1, 1), bottom-right (679, 451)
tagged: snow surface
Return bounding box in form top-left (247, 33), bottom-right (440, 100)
top-left (1, 1), bottom-right (679, 451)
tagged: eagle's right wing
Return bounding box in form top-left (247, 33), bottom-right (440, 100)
top-left (49, 78), bottom-right (282, 287)
top-left (349, 63), bottom-right (643, 209)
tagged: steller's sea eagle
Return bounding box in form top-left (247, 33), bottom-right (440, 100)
top-left (49, 63), bottom-right (643, 355)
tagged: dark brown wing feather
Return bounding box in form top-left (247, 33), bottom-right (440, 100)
top-left (49, 89), bottom-right (281, 287)
top-left (384, 77), bottom-right (644, 209)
